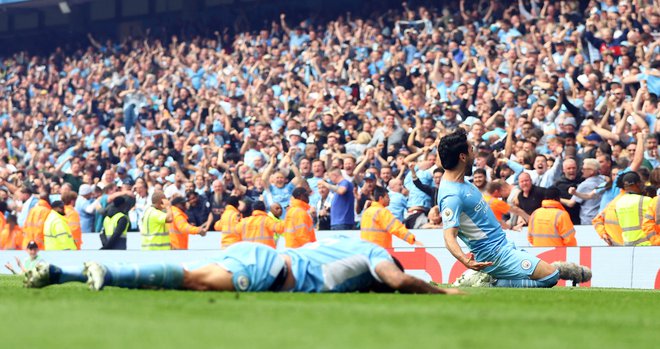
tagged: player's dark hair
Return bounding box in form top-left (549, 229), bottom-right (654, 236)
top-left (438, 129), bottom-right (469, 170)
top-left (252, 201), bottom-right (266, 212)
top-left (373, 186), bottom-right (389, 201)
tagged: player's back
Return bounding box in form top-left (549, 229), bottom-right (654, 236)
top-left (201, 242), bottom-right (284, 292)
top-left (283, 237), bottom-right (393, 292)
top-left (437, 180), bottom-right (507, 260)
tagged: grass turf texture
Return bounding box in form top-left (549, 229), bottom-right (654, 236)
top-left (1, 275), bottom-right (658, 349)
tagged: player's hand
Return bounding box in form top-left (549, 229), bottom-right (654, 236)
top-left (603, 233), bottom-right (613, 246)
top-left (463, 253), bottom-right (493, 271)
top-left (4, 262), bottom-right (15, 274)
top-left (568, 187), bottom-right (576, 195)
top-left (413, 240), bottom-right (424, 247)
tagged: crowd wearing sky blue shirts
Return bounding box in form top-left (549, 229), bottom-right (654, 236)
top-left (1, 0), bottom-right (660, 234)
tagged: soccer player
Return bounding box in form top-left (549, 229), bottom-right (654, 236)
top-left (23, 238), bottom-right (460, 295)
top-left (437, 129), bottom-right (590, 287)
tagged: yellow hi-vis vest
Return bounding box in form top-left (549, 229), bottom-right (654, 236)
top-left (103, 213), bottom-right (128, 238)
top-left (615, 193), bottom-right (652, 246)
top-left (140, 207), bottom-right (171, 250)
top-left (43, 210), bottom-right (77, 250)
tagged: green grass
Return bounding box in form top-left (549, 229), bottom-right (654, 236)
top-left (1, 275), bottom-right (658, 349)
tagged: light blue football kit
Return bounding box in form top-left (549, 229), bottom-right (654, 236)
top-left (283, 237), bottom-right (393, 292)
top-left (44, 238), bottom-right (393, 292)
top-left (185, 242), bottom-right (286, 292)
top-left (437, 180), bottom-right (559, 287)
top-left (45, 242), bottom-right (286, 292)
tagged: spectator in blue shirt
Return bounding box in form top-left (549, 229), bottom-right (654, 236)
top-left (319, 168), bottom-right (355, 230)
top-left (74, 184), bottom-right (96, 233)
top-left (261, 148), bottom-right (307, 218)
top-left (387, 178), bottom-right (407, 222)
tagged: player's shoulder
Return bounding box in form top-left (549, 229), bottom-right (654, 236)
top-left (438, 181), bottom-right (467, 199)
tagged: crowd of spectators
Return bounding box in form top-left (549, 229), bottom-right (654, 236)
top-left (1, 0), bottom-right (660, 241)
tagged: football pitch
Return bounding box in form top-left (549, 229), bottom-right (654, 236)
top-left (1, 275), bottom-right (658, 349)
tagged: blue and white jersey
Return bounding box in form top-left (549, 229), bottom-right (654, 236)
top-left (284, 237), bottom-right (393, 293)
top-left (437, 180), bottom-right (507, 261)
top-left (200, 242), bottom-right (284, 292)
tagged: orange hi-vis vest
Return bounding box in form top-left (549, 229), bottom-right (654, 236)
top-left (0, 213), bottom-right (6, 236)
top-left (215, 205), bottom-right (242, 249)
top-left (233, 210), bottom-right (284, 248)
top-left (64, 205), bottom-right (82, 250)
top-left (592, 192), bottom-right (625, 246)
top-left (169, 206), bottom-right (203, 250)
top-left (22, 199), bottom-right (51, 249)
top-left (527, 200), bottom-right (577, 247)
top-left (641, 196), bottom-right (660, 246)
top-left (360, 201), bottom-right (415, 249)
top-left (483, 194), bottom-right (510, 222)
top-left (0, 225), bottom-right (23, 250)
top-left (283, 198), bottom-right (316, 248)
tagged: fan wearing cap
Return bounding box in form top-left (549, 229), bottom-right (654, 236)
top-left (4, 240), bottom-right (43, 275)
top-left (169, 195), bottom-right (208, 250)
top-left (43, 201), bottom-right (77, 251)
top-left (355, 172), bottom-right (378, 217)
top-left (614, 172), bottom-right (653, 246)
top-left (287, 129), bottom-right (306, 152)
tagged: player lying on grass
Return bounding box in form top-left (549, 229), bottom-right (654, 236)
top-left (23, 237), bottom-right (462, 294)
top-left (437, 130), bottom-right (591, 287)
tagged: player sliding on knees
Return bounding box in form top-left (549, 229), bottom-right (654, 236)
top-left (436, 129), bottom-right (591, 287)
top-left (23, 237), bottom-right (462, 294)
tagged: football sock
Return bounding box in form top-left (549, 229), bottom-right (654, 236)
top-left (494, 270), bottom-right (559, 288)
top-left (103, 263), bottom-right (184, 289)
top-left (48, 265), bottom-right (87, 284)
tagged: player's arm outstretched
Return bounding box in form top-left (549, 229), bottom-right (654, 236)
top-left (444, 227), bottom-right (493, 271)
top-left (374, 261), bottom-right (462, 295)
